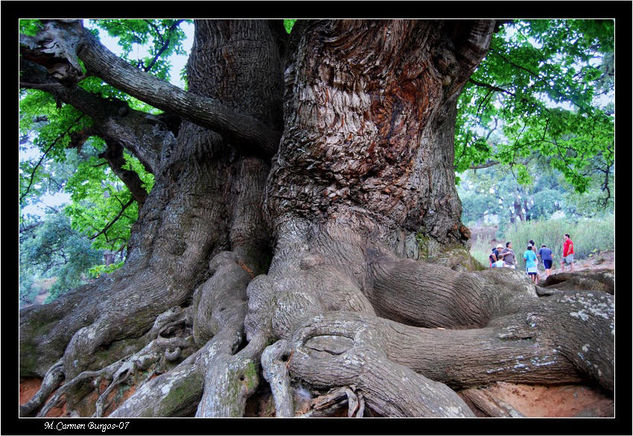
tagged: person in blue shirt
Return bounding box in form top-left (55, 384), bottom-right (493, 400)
top-left (524, 244), bottom-right (538, 284)
top-left (537, 244), bottom-right (553, 278)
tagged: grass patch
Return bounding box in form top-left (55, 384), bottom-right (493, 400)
top-left (470, 215), bottom-right (614, 269)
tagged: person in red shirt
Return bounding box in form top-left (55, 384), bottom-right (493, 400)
top-left (561, 233), bottom-right (574, 271)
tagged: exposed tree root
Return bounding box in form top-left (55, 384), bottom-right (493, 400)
top-left (21, 222), bottom-right (614, 418)
top-left (287, 311), bottom-right (475, 417)
top-left (108, 342), bottom-right (206, 417)
top-left (109, 251), bottom-right (266, 417)
top-left (28, 304), bottom-right (195, 417)
top-left (240, 221), bottom-right (613, 416)
top-left (261, 339), bottom-right (293, 417)
top-left (20, 359), bottom-right (64, 416)
top-left (460, 388), bottom-right (524, 417)
top-left (298, 386), bottom-right (364, 417)
top-left (37, 362), bottom-right (117, 417)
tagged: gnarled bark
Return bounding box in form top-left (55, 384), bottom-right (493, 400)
top-left (245, 19), bottom-right (613, 417)
top-left (20, 19), bottom-right (283, 417)
top-left (19, 19), bottom-right (614, 419)
top-left (21, 20), bottom-right (281, 155)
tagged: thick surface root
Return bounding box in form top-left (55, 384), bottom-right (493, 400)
top-left (20, 360), bottom-right (64, 417)
top-left (261, 339), bottom-right (294, 417)
top-left (287, 312), bottom-right (475, 417)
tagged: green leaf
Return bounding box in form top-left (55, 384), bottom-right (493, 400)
top-left (283, 19), bottom-right (297, 34)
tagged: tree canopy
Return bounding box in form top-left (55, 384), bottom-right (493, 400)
top-left (454, 19), bottom-right (614, 195)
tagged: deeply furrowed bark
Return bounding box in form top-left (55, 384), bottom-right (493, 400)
top-left (245, 19), bottom-right (613, 417)
top-left (19, 19), bottom-right (614, 418)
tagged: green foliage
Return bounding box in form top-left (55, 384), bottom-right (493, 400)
top-left (89, 19), bottom-right (190, 82)
top-left (19, 105), bottom-right (91, 211)
top-left (19, 213), bottom-right (103, 305)
top-left (19, 19), bottom-right (171, 244)
top-left (469, 214), bottom-right (614, 268)
top-left (458, 141), bottom-right (614, 232)
top-left (455, 20), bottom-right (614, 193)
top-left (19, 272), bottom-right (39, 306)
top-left (19, 20), bottom-right (186, 304)
top-left (64, 142), bottom-right (147, 252)
top-left (501, 215), bottom-right (614, 269)
top-left (530, 189), bottom-right (561, 219)
top-left (88, 261), bottom-right (125, 278)
top-left (20, 19), bottom-right (42, 36)
top-left (123, 152), bottom-right (155, 192)
top-left (283, 19), bottom-right (297, 34)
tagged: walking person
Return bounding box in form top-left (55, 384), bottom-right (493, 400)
top-left (524, 244), bottom-right (539, 284)
top-left (561, 233), bottom-right (575, 272)
top-left (538, 244), bottom-right (553, 277)
top-left (527, 239), bottom-right (538, 273)
top-left (501, 241), bottom-right (517, 269)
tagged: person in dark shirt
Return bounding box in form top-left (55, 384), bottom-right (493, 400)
top-left (489, 244), bottom-right (504, 267)
top-left (501, 241), bottom-right (517, 269)
top-left (537, 244), bottom-right (553, 277)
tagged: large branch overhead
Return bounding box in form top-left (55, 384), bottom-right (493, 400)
top-left (20, 58), bottom-right (165, 174)
top-left (20, 20), bottom-right (281, 157)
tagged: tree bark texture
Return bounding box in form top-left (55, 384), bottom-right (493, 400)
top-left (19, 19), bottom-right (614, 418)
top-left (20, 19), bottom-right (283, 416)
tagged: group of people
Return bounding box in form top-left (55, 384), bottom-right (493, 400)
top-left (489, 234), bottom-right (575, 284)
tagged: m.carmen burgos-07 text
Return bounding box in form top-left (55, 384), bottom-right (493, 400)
top-left (44, 421), bottom-right (130, 432)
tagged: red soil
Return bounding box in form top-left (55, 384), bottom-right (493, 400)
top-left (483, 382), bottom-right (613, 417)
top-left (20, 374), bottom-right (144, 417)
top-left (20, 378), bottom-right (66, 417)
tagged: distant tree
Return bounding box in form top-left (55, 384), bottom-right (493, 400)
top-left (19, 213), bottom-right (103, 304)
top-left (457, 151), bottom-right (613, 230)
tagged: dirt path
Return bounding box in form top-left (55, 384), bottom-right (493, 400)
top-left (537, 250), bottom-right (614, 281)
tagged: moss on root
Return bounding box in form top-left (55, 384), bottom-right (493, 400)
top-left (20, 317), bottom-right (60, 376)
top-left (155, 372), bottom-right (204, 416)
top-left (416, 234), bottom-right (484, 272)
top-left (242, 360), bottom-right (259, 392)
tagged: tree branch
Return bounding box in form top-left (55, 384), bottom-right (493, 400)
top-left (142, 20), bottom-right (184, 73)
top-left (21, 58), bottom-right (164, 174)
top-left (20, 114), bottom-right (85, 204)
top-left (100, 140), bottom-right (149, 207)
top-left (468, 78), bottom-right (516, 97)
top-left (469, 160), bottom-right (500, 170)
top-left (89, 198), bottom-right (135, 241)
top-left (21, 20), bottom-right (280, 156)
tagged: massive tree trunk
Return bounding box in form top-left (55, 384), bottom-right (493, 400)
top-left (20, 19), bottom-right (283, 416)
top-left (19, 19), bottom-right (614, 419)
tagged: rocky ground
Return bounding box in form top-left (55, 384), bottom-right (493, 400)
top-left (541, 250), bottom-right (614, 277)
top-left (459, 382), bottom-right (613, 417)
